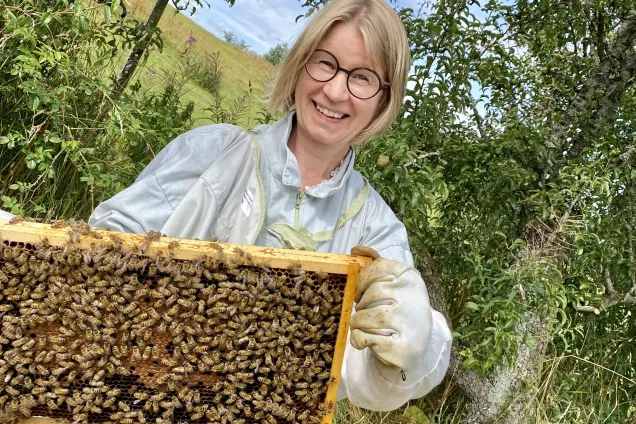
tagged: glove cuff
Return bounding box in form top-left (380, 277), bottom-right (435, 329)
top-left (368, 349), bottom-right (428, 389)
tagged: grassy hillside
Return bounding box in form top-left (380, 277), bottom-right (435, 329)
top-left (126, 0), bottom-right (274, 128)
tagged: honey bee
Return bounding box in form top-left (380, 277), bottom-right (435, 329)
top-left (297, 410), bottom-right (311, 421)
top-left (9, 215), bottom-right (25, 224)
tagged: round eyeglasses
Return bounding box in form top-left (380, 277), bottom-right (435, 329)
top-left (304, 49), bottom-right (389, 100)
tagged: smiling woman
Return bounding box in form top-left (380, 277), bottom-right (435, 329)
top-left (88, 0), bottom-right (452, 413)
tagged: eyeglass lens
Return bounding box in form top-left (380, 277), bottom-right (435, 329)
top-left (305, 50), bottom-right (381, 99)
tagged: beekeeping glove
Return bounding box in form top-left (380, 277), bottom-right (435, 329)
top-left (349, 247), bottom-right (433, 386)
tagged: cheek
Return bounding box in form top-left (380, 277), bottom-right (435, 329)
top-left (356, 99), bottom-right (382, 127)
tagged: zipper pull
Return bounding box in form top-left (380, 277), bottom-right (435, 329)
top-left (295, 191), bottom-right (304, 209)
top-left (294, 191), bottom-right (304, 230)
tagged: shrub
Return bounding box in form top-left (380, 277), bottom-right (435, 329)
top-left (264, 43), bottom-right (289, 65)
top-left (0, 0), bottom-right (193, 219)
top-left (195, 51), bottom-right (224, 95)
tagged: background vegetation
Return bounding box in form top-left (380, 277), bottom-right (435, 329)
top-left (1, 0), bottom-right (635, 423)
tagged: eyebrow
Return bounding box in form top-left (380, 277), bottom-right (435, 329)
top-left (318, 48), bottom-right (377, 71)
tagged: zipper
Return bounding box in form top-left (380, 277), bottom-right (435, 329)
top-left (294, 190), bottom-right (304, 230)
top-left (250, 136), bottom-right (266, 245)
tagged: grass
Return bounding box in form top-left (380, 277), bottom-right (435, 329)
top-left (125, 0), bottom-right (274, 128)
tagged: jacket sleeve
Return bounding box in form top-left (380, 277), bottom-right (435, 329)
top-left (0, 210), bottom-right (15, 220)
top-left (89, 125), bottom-right (234, 233)
top-left (337, 190), bottom-right (452, 411)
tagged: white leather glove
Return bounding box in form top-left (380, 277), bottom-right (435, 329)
top-left (350, 248), bottom-right (433, 386)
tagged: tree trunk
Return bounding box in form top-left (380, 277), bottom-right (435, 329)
top-left (421, 248), bottom-right (554, 424)
top-left (460, 312), bottom-right (553, 424)
top-left (104, 0), bottom-right (169, 113)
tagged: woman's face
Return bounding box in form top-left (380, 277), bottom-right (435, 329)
top-left (293, 21), bottom-right (384, 150)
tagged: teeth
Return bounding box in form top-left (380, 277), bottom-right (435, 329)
top-left (316, 104), bottom-right (344, 119)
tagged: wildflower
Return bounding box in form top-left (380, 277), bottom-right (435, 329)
top-left (186, 35), bottom-right (197, 45)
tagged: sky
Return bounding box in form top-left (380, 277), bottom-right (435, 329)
top-left (188, 0), bottom-right (424, 55)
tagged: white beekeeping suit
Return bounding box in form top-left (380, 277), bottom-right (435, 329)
top-left (0, 209), bottom-right (14, 220)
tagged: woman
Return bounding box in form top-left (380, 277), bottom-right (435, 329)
top-left (89, 0), bottom-right (452, 411)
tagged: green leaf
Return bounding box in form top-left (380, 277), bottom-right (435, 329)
top-left (464, 301), bottom-right (480, 311)
top-left (403, 406), bottom-right (431, 423)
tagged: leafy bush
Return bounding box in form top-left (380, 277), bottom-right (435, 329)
top-left (264, 43), bottom-right (288, 65)
top-left (0, 0), bottom-right (193, 219)
top-left (195, 51), bottom-right (223, 95)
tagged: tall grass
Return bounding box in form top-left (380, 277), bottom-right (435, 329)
top-left (126, 0), bottom-right (273, 128)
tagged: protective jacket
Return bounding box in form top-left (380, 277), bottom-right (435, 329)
top-left (84, 112), bottom-right (451, 410)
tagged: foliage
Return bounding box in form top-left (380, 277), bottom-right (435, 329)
top-left (195, 51), bottom-right (224, 95)
top-left (205, 86), bottom-right (251, 126)
top-left (223, 29), bottom-right (237, 43)
top-left (169, 0), bottom-right (214, 15)
top-left (354, 0), bottom-right (636, 421)
top-left (0, 0), bottom-right (194, 219)
top-left (264, 43), bottom-right (289, 65)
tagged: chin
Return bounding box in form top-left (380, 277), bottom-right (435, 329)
top-left (310, 131), bottom-right (346, 146)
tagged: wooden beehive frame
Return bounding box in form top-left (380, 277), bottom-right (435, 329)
top-left (0, 220), bottom-right (372, 424)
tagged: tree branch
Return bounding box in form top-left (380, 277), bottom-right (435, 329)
top-left (596, 9), bottom-right (608, 62)
top-left (470, 93), bottom-right (485, 139)
top-left (604, 260), bottom-right (616, 296)
top-left (547, 9), bottom-right (636, 158)
top-left (600, 260), bottom-right (636, 309)
top-left (576, 305), bottom-right (600, 315)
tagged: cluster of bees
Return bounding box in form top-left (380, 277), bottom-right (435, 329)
top-left (0, 226), bottom-right (346, 423)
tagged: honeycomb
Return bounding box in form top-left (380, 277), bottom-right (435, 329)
top-left (0, 225), bottom-right (348, 424)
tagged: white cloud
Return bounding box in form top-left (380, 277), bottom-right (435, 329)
top-left (191, 0), bottom-right (305, 53)
top-left (190, 0), bottom-right (420, 54)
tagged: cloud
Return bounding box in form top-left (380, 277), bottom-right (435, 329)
top-left (190, 0), bottom-right (423, 54)
top-left (191, 0), bottom-right (306, 53)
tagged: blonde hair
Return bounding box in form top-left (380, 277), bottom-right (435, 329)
top-left (267, 0), bottom-right (411, 146)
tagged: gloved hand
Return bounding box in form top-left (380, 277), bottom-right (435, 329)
top-left (349, 246), bottom-right (433, 385)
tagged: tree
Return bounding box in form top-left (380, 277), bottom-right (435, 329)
top-left (223, 29), bottom-right (237, 44)
top-left (350, 1), bottom-right (636, 422)
top-left (264, 43), bottom-right (289, 65)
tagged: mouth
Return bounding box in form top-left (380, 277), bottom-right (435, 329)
top-left (313, 101), bottom-right (349, 122)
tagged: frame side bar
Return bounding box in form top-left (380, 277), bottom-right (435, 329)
top-left (321, 263), bottom-right (360, 424)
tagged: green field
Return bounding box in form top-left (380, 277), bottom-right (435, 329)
top-left (127, 0), bottom-right (274, 128)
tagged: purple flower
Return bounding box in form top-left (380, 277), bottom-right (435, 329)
top-left (186, 35), bottom-right (197, 45)
top-left (148, 68), bottom-right (157, 75)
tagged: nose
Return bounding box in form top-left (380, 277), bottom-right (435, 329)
top-left (322, 71), bottom-right (349, 102)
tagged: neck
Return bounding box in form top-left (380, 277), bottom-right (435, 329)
top-left (288, 123), bottom-right (350, 189)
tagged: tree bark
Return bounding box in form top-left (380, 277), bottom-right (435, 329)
top-left (104, 0), bottom-right (169, 113)
top-left (461, 312), bottom-right (553, 424)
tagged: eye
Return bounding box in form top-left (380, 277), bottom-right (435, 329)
top-left (318, 60), bottom-right (336, 70)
